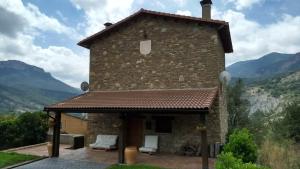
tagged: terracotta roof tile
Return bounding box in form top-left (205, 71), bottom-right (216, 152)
top-left (44, 88), bottom-right (218, 112)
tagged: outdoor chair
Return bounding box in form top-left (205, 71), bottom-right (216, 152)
top-left (139, 135), bottom-right (158, 154)
top-left (89, 134), bottom-right (118, 150)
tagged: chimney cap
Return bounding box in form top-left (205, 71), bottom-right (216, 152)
top-left (104, 22), bottom-right (113, 27)
top-left (200, 0), bottom-right (212, 6)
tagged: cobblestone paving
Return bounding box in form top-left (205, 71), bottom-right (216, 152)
top-left (15, 158), bottom-right (108, 169)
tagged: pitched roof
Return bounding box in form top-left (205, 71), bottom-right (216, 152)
top-left (78, 9), bottom-right (233, 53)
top-left (44, 88), bottom-right (218, 112)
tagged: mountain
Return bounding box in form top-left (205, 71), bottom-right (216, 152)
top-left (227, 52), bottom-right (300, 79)
top-left (0, 60), bottom-right (80, 113)
top-left (244, 70), bottom-right (300, 114)
top-left (226, 52), bottom-right (300, 114)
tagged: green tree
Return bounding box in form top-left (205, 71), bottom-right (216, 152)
top-left (281, 103), bottom-right (300, 142)
top-left (0, 119), bottom-right (21, 149)
top-left (267, 102), bottom-right (300, 142)
top-left (227, 79), bottom-right (250, 133)
top-left (248, 110), bottom-right (270, 145)
top-left (0, 112), bottom-right (48, 150)
top-left (16, 112), bottom-right (48, 146)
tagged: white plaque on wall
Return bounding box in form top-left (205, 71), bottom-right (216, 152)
top-left (140, 40), bottom-right (151, 55)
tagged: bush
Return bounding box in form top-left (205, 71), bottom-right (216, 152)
top-left (223, 128), bottom-right (258, 163)
top-left (0, 119), bottom-right (21, 149)
top-left (16, 112), bottom-right (48, 146)
top-left (216, 152), bottom-right (269, 169)
top-left (258, 138), bottom-right (300, 169)
top-left (0, 112), bottom-right (48, 150)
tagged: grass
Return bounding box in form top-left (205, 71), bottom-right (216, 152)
top-left (258, 139), bottom-right (300, 169)
top-left (0, 151), bottom-right (39, 168)
top-left (107, 164), bottom-right (167, 169)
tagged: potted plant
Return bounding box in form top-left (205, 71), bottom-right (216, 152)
top-left (48, 118), bottom-right (55, 127)
top-left (47, 142), bottom-right (53, 157)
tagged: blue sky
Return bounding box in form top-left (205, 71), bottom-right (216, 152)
top-left (0, 0), bottom-right (299, 87)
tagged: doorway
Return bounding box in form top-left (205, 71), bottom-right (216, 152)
top-left (126, 118), bottom-right (144, 147)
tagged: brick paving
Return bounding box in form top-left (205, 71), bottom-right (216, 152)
top-left (11, 144), bottom-right (215, 169)
top-left (8, 143), bottom-right (72, 157)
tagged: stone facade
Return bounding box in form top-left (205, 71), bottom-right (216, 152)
top-left (86, 15), bottom-right (228, 152)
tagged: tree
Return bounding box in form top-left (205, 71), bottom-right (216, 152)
top-left (16, 112), bottom-right (48, 146)
top-left (227, 79), bottom-right (250, 133)
top-left (281, 102), bottom-right (300, 142)
top-left (248, 110), bottom-right (271, 145)
top-left (0, 112), bottom-right (48, 150)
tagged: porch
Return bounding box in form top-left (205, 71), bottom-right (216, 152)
top-left (44, 88), bottom-right (219, 169)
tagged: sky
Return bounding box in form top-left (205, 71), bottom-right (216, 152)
top-left (0, 0), bottom-right (299, 88)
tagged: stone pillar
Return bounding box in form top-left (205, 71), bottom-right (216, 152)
top-left (118, 113), bottom-right (127, 163)
top-left (200, 113), bottom-right (209, 169)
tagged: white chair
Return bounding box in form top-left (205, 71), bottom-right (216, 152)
top-left (89, 134), bottom-right (118, 150)
top-left (139, 135), bottom-right (158, 154)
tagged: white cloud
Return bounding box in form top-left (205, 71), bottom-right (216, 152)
top-left (70, 0), bottom-right (135, 35)
top-left (1, 0), bottom-right (299, 87)
top-left (226, 0), bottom-right (264, 10)
top-left (173, 0), bottom-right (187, 7)
top-left (154, 1), bottom-right (166, 9)
top-left (0, 33), bottom-right (89, 87)
top-left (213, 8), bottom-right (300, 65)
top-left (56, 11), bottom-right (68, 22)
top-left (0, 0), bottom-right (80, 40)
top-left (0, 0), bottom-right (88, 87)
top-left (176, 10), bottom-right (192, 16)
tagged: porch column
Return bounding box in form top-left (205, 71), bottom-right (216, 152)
top-left (118, 112), bottom-right (127, 163)
top-left (200, 113), bottom-right (209, 169)
top-left (52, 112), bottom-right (61, 157)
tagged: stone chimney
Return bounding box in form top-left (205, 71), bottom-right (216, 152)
top-left (104, 22), bottom-right (113, 28)
top-left (200, 0), bottom-right (212, 19)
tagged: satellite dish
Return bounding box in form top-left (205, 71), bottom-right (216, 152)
top-left (219, 71), bottom-right (231, 85)
top-left (80, 81), bottom-right (89, 92)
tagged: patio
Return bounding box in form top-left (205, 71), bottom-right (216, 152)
top-left (10, 144), bottom-right (215, 169)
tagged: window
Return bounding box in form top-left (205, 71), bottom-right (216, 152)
top-left (155, 116), bottom-right (173, 133)
top-left (146, 120), bottom-right (152, 130)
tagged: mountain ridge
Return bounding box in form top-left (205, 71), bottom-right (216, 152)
top-left (0, 60), bottom-right (80, 113)
top-left (227, 52), bottom-right (300, 79)
top-left (226, 52), bottom-right (300, 114)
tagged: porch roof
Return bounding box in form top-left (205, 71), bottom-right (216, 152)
top-left (44, 88), bottom-right (218, 113)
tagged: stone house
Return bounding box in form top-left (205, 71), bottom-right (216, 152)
top-left (45, 0), bottom-right (232, 167)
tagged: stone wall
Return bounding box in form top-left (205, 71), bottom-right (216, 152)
top-left (87, 113), bottom-right (121, 144)
top-left (143, 108), bottom-right (221, 153)
top-left (86, 15), bottom-right (228, 150)
top-left (89, 16), bottom-right (225, 91)
top-left (219, 86), bottom-right (228, 143)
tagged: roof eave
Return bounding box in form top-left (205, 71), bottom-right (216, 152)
top-left (44, 107), bottom-right (210, 114)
